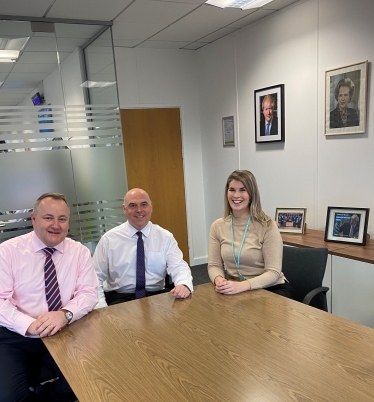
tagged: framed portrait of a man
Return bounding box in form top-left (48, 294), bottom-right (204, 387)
top-left (324, 206), bottom-right (370, 245)
top-left (325, 61), bottom-right (368, 136)
top-left (254, 84), bottom-right (285, 143)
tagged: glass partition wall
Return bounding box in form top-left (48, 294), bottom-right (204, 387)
top-left (0, 19), bottom-right (127, 249)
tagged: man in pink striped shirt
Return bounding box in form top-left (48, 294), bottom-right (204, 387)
top-left (0, 192), bottom-right (98, 402)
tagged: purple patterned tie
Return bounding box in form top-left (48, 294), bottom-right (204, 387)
top-left (135, 231), bottom-right (146, 299)
top-left (43, 247), bottom-right (62, 311)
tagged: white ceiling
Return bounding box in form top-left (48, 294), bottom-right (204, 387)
top-left (0, 0), bottom-right (300, 106)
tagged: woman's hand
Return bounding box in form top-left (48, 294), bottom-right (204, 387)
top-left (214, 277), bottom-right (251, 295)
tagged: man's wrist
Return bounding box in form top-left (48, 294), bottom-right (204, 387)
top-left (61, 309), bottom-right (73, 324)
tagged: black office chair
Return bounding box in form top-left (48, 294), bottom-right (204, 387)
top-left (29, 365), bottom-right (58, 396)
top-left (282, 246), bottom-right (329, 311)
top-left (165, 273), bottom-right (175, 291)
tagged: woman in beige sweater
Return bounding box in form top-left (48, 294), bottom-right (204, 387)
top-left (208, 170), bottom-right (293, 298)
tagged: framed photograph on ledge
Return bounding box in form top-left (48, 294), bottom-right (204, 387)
top-left (222, 116), bottom-right (235, 147)
top-left (255, 84), bottom-right (285, 143)
top-left (324, 206), bottom-right (370, 245)
top-left (325, 61), bottom-right (368, 136)
top-left (275, 208), bottom-right (306, 234)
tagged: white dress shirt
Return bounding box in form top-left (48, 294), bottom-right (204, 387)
top-left (93, 221), bottom-right (193, 308)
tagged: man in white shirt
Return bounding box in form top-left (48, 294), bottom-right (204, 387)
top-left (94, 188), bottom-right (193, 307)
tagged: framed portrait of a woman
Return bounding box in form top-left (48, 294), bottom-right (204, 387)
top-left (325, 61), bottom-right (368, 135)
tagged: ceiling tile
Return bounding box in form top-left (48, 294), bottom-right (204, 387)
top-left (151, 23), bottom-right (215, 42)
top-left (113, 21), bottom-right (167, 41)
top-left (7, 72), bottom-right (50, 81)
top-left (17, 51), bottom-right (69, 64)
top-left (0, 0), bottom-right (54, 17)
top-left (2, 92), bottom-right (30, 98)
top-left (46, 0), bottom-right (133, 21)
top-left (115, 0), bottom-right (199, 24)
top-left (0, 20), bottom-right (33, 37)
top-left (227, 9), bottom-right (275, 28)
top-left (54, 23), bottom-right (104, 39)
top-left (0, 64), bottom-right (14, 73)
top-left (113, 39), bottom-right (145, 47)
top-left (11, 63), bottom-right (56, 74)
top-left (199, 27), bottom-right (238, 42)
top-left (182, 42), bottom-right (209, 50)
top-left (178, 4), bottom-right (257, 27)
top-left (0, 87), bottom-right (36, 94)
top-left (264, 0), bottom-right (300, 10)
top-left (25, 37), bottom-right (57, 52)
top-left (151, 0), bottom-right (206, 4)
top-left (0, 98), bottom-right (25, 106)
top-left (25, 37), bottom-right (87, 53)
top-left (2, 80), bottom-right (41, 89)
top-left (137, 40), bottom-right (191, 49)
top-left (56, 37), bottom-right (91, 52)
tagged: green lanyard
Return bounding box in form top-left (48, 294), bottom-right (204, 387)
top-left (230, 214), bottom-right (251, 281)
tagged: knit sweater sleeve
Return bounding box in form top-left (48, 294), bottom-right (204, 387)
top-left (207, 219), bottom-right (226, 283)
top-left (248, 220), bottom-right (283, 290)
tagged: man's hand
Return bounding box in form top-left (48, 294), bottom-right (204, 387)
top-left (170, 284), bottom-right (191, 299)
top-left (26, 311), bottom-right (68, 337)
top-left (215, 277), bottom-right (251, 295)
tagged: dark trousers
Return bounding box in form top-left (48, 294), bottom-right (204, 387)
top-left (0, 327), bottom-right (76, 402)
top-left (104, 289), bottom-right (169, 305)
top-left (265, 282), bottom-right (294, 299)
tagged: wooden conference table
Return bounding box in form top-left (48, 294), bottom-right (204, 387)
top-left (43, 283), bottom-right (374, 401)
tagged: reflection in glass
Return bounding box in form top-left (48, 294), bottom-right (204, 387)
top-left (0, 20), bottom-right (127, 246)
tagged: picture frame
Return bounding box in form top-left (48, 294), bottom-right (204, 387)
top-left (222, 116), bottom-right (235, 147)
top-left (325, 61), bottom-right (368, 135)
top-left (324, 206), bottom-right (370, 246)
top-left (255, 84), bottom-right (284, 143)
top-left (275, 208), bottom-right (306, 234)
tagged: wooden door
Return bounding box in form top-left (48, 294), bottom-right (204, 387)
top-left (120, 108), bottom-right (189, 264)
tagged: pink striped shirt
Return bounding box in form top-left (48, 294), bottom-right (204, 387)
top-left (0, 231), bottom-right (98, 336)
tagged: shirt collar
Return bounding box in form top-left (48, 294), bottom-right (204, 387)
top-left (126, 221), bottom-right (151, 238)
top-left (31, 231), bottom-right (64, 254)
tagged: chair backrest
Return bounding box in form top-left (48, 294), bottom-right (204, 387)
top-left (282, 246), bottom-right (328, 310)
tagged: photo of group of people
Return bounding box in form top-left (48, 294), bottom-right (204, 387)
top-left (278, 213), bottom-right (303, 229)
top-left (275, 208), bottom-right (306, 234)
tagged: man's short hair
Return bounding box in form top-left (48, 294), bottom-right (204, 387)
top-left (262, 94), bottom-right (275, 110)
top-left (351, 214), bottom-right (359, 223)
top-left (33, 192), bottom-right (69, 215)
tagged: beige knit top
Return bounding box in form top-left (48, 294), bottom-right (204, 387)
top-left (208, 216), bottom-right (285, 290)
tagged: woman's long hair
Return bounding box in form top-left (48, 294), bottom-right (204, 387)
top-left (224, 170), bottom-right (271, 225)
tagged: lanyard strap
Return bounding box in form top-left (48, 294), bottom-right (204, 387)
top-left (230, 214), bottom-right (251, 279)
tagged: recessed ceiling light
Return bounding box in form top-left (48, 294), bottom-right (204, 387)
top-left (205, 0), bottom-right (273, 9)
top-left (80, 81), bottom-right (116, 88)
top-left (0, 50), bottom-right (20, 62)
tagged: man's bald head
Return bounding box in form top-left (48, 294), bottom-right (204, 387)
top-left (122, 188), bottom-right (153, 230)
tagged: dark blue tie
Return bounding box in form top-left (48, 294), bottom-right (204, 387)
top-left (135, 231), bottom-right (146, 299)
top-left (265, 122), bottom-right (270, 136)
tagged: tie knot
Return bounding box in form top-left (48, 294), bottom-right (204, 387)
top-left (43, 247), bottom-right (55, 256)
top-left (136, 231), bottom-right (142, 239)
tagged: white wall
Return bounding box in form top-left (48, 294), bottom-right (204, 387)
top-left (114, 47), bottom-right (207, 266)
top-left (198, 0), bottom-right (374, 240)
top-left (113, 0), bottom-right (374, 264)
